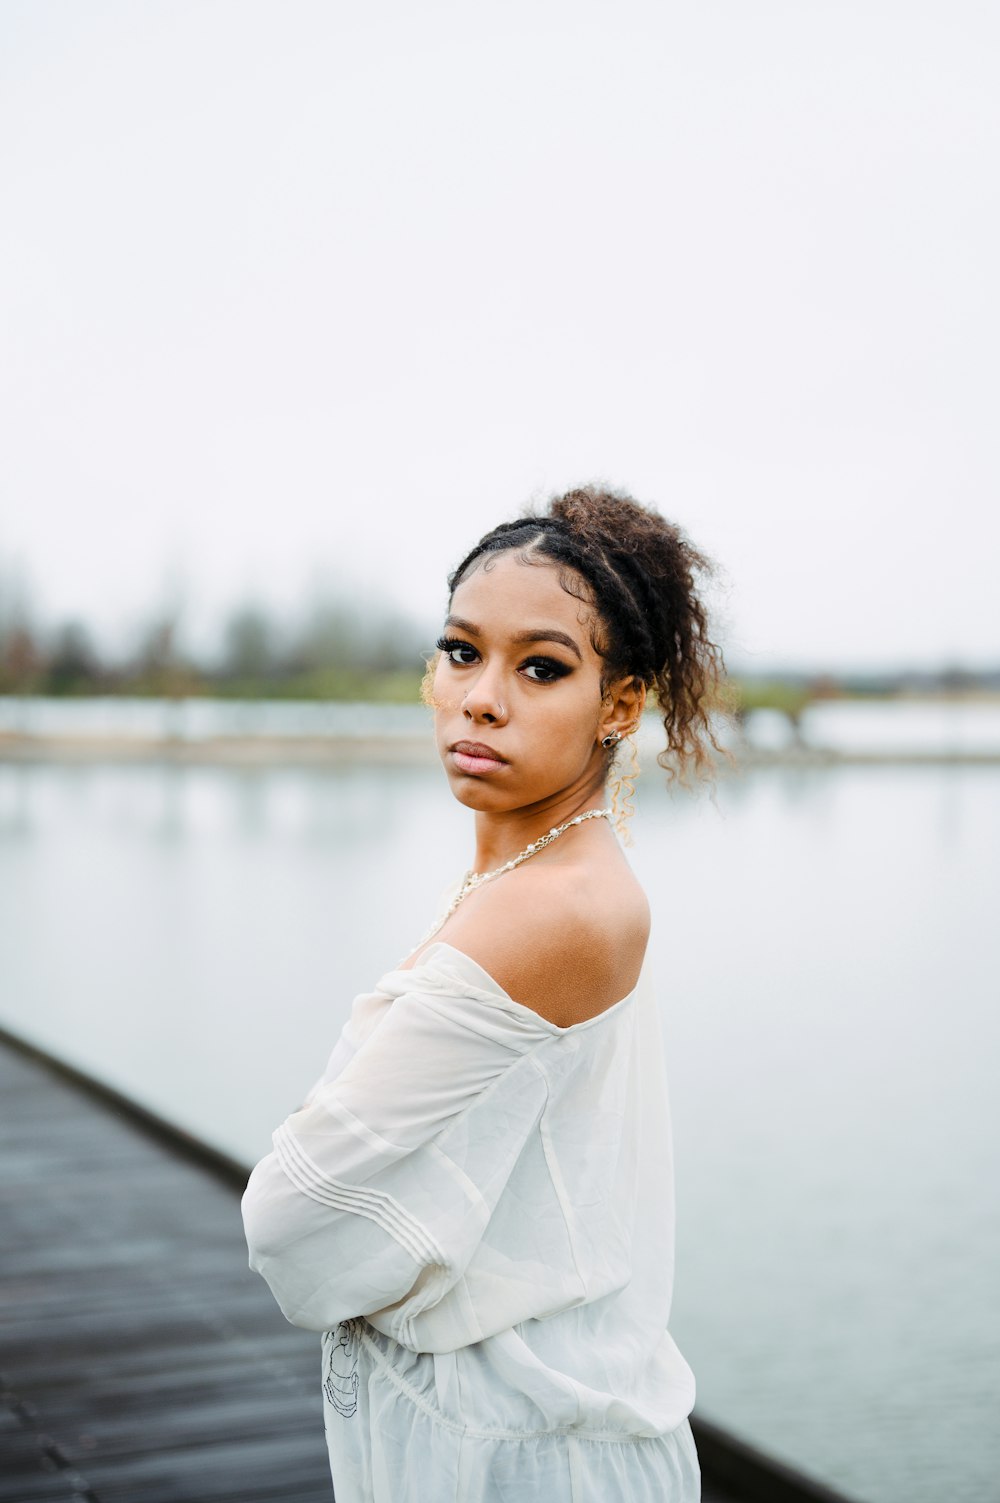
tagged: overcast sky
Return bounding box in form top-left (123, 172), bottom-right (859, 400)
top-left (2, 0), bottom-right (997, 673)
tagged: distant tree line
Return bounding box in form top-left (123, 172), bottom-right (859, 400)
top-left (0, 573), bottom-right (434, 703)
top-left (0, 566), bottom-right (997, 711)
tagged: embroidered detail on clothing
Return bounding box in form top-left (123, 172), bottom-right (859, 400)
top-left (323, 1318), bottom-right (362, 1418)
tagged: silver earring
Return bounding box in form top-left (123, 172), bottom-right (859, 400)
top-left (601, 730), bottom-right (622, 748)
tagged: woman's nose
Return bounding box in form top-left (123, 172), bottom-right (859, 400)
top-left (462, 668), bottom-right (507, 723)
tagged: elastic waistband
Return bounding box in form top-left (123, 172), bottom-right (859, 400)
top-left (354, 1320), bottom-right (690, 1448)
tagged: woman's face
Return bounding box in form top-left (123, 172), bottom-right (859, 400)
top-left (431, 550), bottom-right (618, 814)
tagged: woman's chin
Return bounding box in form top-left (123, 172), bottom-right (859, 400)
top-left (446, 778), bottom-right (500, 811)
top-left (440, 764), bottom-right (520, 809)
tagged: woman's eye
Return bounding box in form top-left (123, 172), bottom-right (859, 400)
top-left (517, 655), bottom-right (565, 685)
top-left (435, 636), bottom-right (478, 665)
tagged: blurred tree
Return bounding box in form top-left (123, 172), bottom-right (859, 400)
top-left (222, 603), bottom-right (279, 681)
top-left (281, 580), bottom-right (428, 682)
top-left (128, 610), bottom-right (201, 699)
top-left (45, 620), bottom-right (101, 695)
top-left (0, 557), bottom-right (46, 692)
top-left (939, 661), bottom-right (976, 695)
top-left (0, 622), bottom-right (45, 693)
top-left (138, 619), bottom-right (177, 676)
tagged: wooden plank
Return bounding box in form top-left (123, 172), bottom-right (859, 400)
top-left (0, 1043), bottom-right (332, 1503)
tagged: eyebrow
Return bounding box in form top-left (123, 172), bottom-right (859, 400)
top-left (443, 615), bottom-right (583, 663)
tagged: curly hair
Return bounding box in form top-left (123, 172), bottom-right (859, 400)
top-left (424, 484), bottom-right (736, 792)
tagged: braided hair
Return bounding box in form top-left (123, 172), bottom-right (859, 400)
top-left (429, 484), bottom-right (734, 789)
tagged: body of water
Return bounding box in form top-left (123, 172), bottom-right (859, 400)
top-left (0, 716), bottom-right (996, 1503)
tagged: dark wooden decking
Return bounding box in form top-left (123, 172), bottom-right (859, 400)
top-left (0, 1039), bottom-right (332, 1502)
top-left (0, 1034), bottom-right (855, 1503)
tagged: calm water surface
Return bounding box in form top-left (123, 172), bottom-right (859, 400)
top-left (0, 750), bottom-right (996, 1503)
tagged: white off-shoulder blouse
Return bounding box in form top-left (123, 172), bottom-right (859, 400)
top-left (241, 900), bottom-right (700, 1502)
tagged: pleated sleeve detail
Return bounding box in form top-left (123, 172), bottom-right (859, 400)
top-left (270, 1118), bottom-right (445, 1270)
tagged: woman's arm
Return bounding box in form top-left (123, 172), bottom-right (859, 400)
top-left (241, 979), bottom-right (548, 1335)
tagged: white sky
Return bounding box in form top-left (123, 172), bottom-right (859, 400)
top-left (1, 0), bottom-right (997, 673)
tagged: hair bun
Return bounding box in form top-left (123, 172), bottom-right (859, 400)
top-left (546, 485), bottom-right (674, 574)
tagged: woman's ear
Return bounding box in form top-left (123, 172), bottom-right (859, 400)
top-left (601, 675), bottom-right (646, 739)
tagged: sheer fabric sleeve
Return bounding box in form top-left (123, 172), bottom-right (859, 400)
top-left (241, 975), bottom-right (550, 1342)
top-left (297, 987), bottom-right (392, 1110)
top-left (297, 877), bottom-right (465, 1111)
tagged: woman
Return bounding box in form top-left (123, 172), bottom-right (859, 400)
top-left (241, 485), bottom-right (729, 1501)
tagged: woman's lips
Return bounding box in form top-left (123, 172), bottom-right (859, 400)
top-left (451, 748), bottom-right (508, 775)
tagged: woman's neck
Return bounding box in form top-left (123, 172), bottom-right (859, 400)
top-left (470, 796), bottom-right (611, 875)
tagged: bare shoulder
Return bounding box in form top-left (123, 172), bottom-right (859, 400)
top-left (444, 862), bottom-right (651, 1028)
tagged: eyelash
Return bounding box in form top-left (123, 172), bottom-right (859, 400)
top-left (434, 636), bottom-right (571, 685)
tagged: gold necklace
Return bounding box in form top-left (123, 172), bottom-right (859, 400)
top-left (400, 807), bottom-right (614, 964)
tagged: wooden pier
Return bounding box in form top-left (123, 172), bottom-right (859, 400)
top-left (0, 1032), bottom-right (858, 1503)
top-left (0, 1036), bottom-right (333, 1502)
